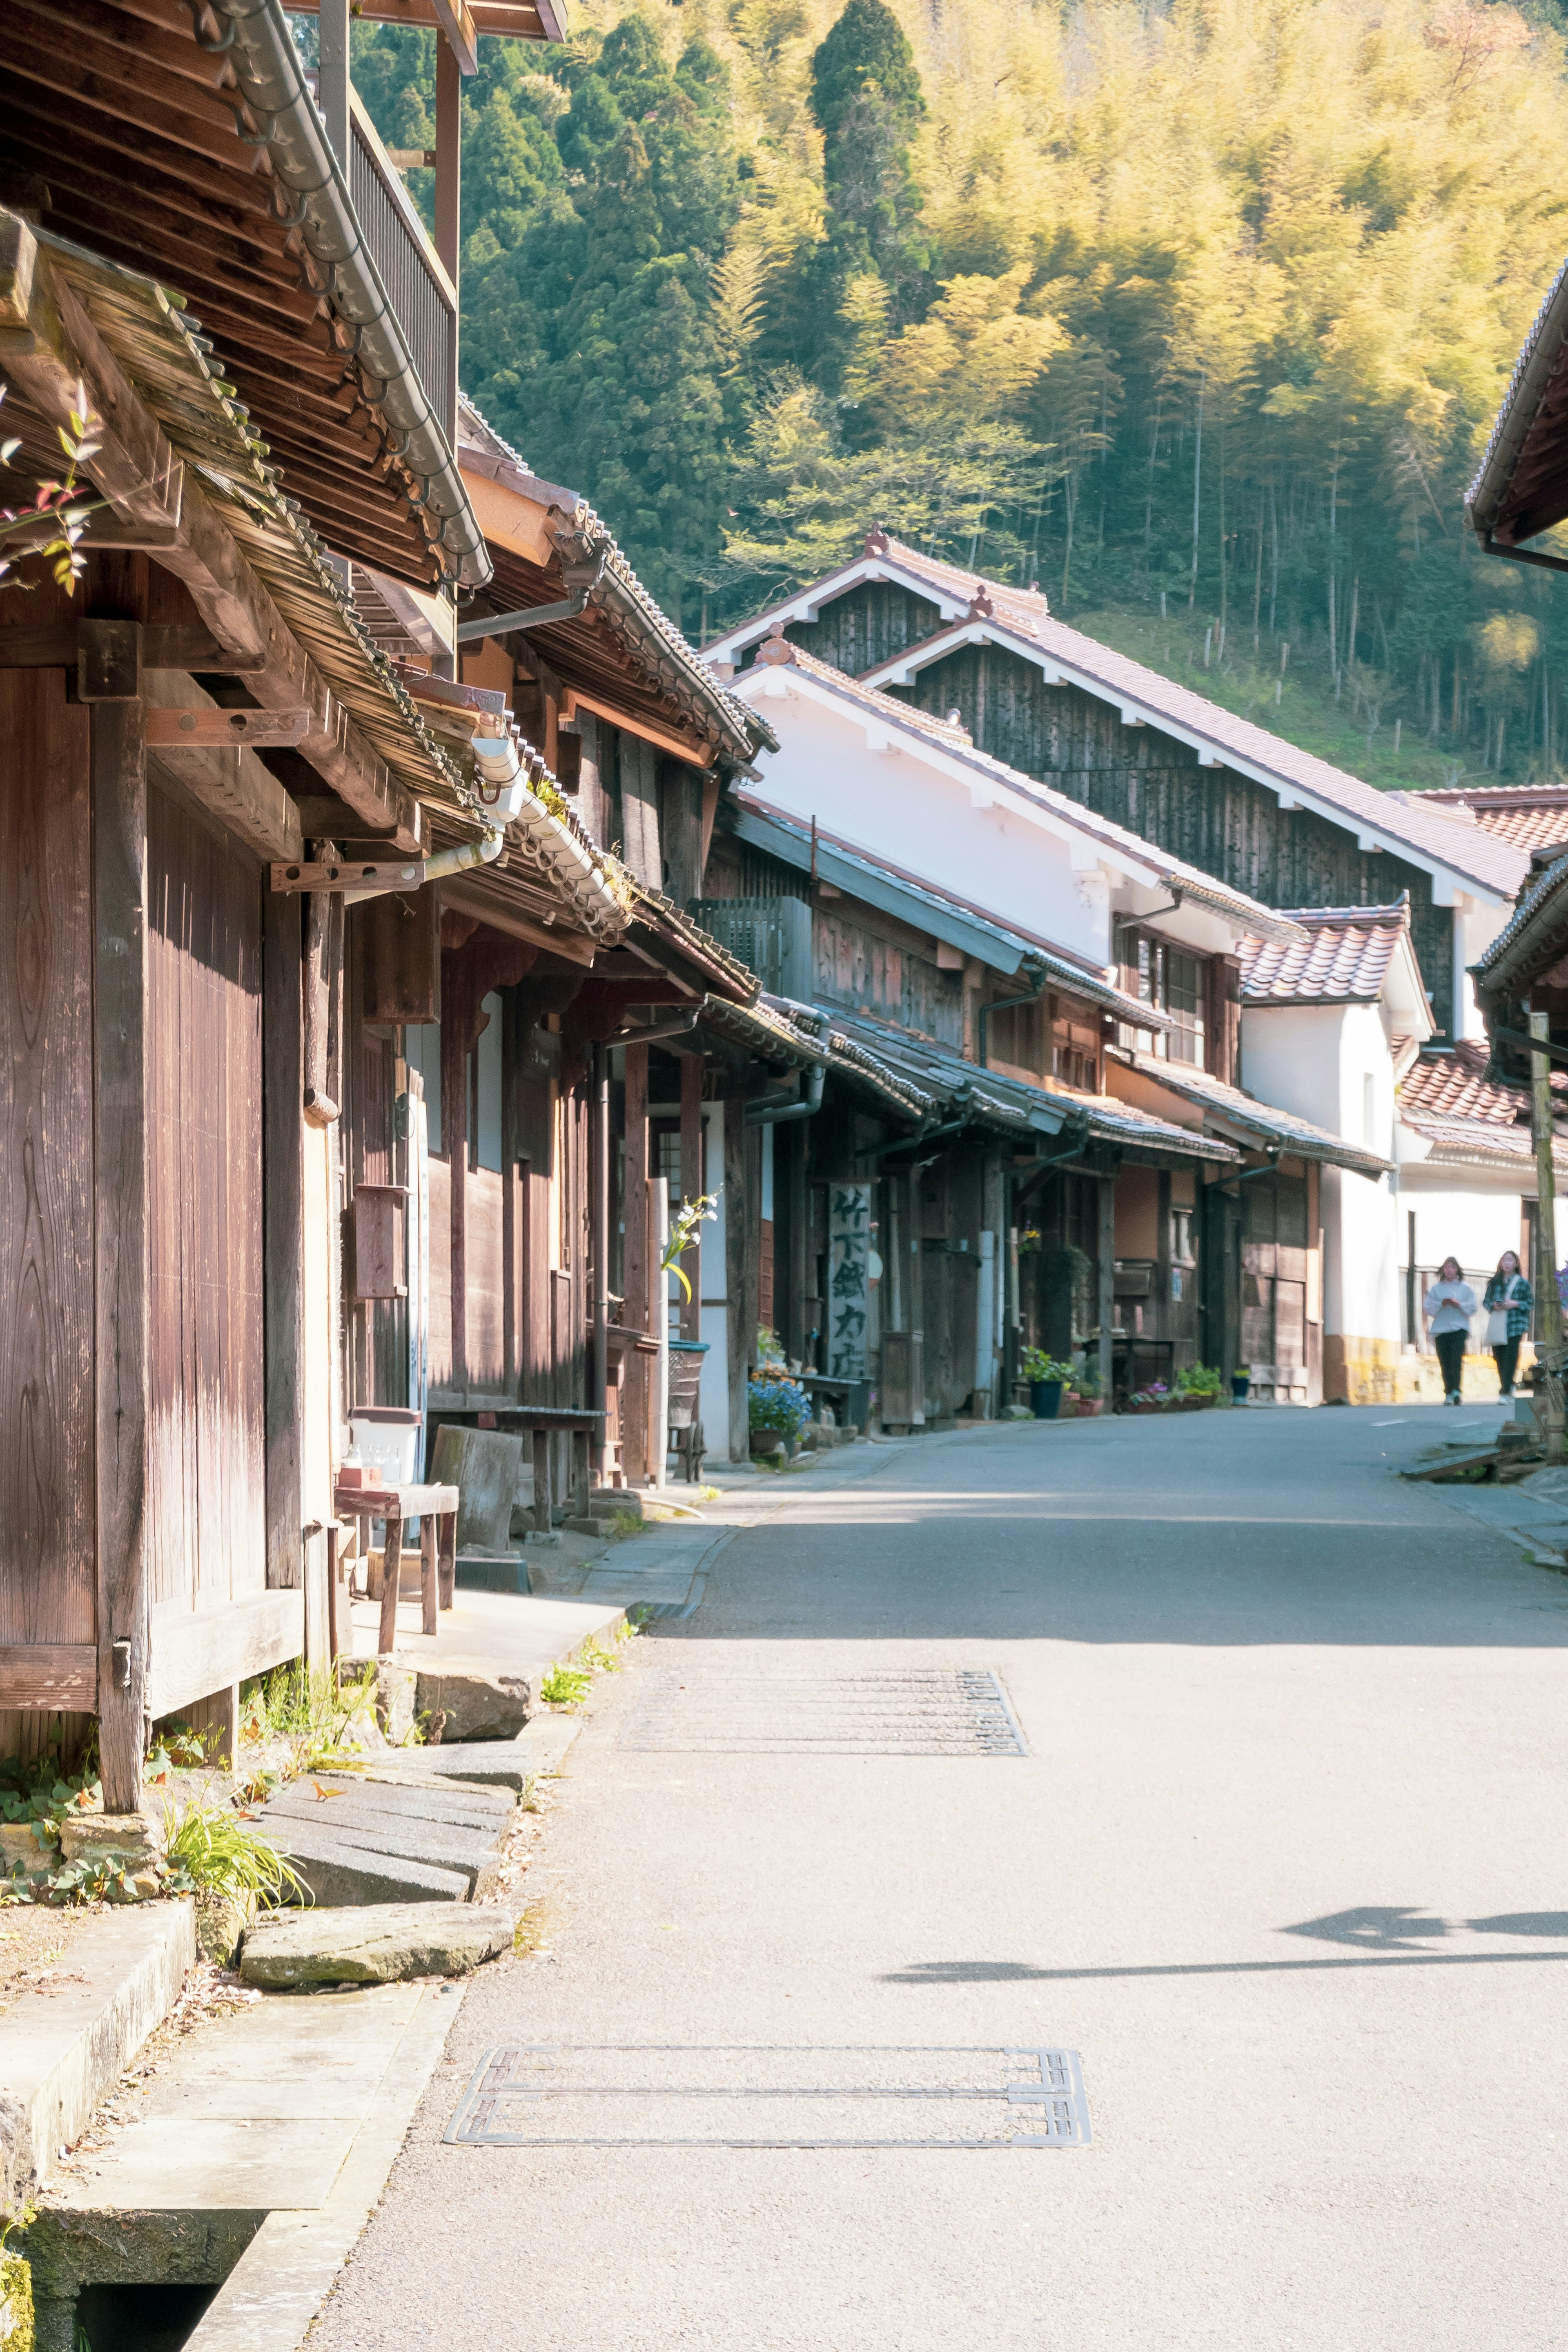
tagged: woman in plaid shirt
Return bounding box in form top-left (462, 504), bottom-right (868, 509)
top-left (1482, 1252), bottom-right (1533, 1401)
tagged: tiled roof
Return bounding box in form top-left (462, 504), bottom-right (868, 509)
top-left (728, 794), bottom-right (1172, 1028)
top-left (1403, 783), bottom-right (1568, 858)
top-left (1472, 845), bottom-right (1568, 993)
top-left (1399, 1041), bottom-right (1568, 1173)
top-left (697, 993), bottom-right (936, 1121)
top-left (457, 396), bottom-right (772, 765)
top-left (1237, 900), bottom-right (1413, 1004)
top-left (724, 536), bottom-right (1526, 901)
top-left (1113, 1050), bottom-right (1392, 1177)
top-left (742, 647), bottom-right (1302, 943)
top-left (822, 1008), bottom-right (1240, 1164)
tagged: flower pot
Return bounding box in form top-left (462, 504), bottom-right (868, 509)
top-left (1031, 1379), bottom-right (1065, 1420)
top-left (749, 1431), bottom-right (784, 1456)
top-left (1075, 1398), bottom-right (1103, 1418)
top-left (1231, 1373), bottom-right (1250, 1401)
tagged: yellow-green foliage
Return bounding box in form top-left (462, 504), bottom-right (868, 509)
top-left (0, 2248), bottom-right (33, 2352)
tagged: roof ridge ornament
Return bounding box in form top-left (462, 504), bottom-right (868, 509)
top-left (757, 619), bottom-right (796, 667)
top-left (864, 524), bottom-right (891, 555)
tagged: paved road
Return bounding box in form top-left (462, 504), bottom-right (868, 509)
top-left (315, 1407), bottom-right (1568, 2350)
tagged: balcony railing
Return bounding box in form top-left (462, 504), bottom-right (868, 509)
top-left (348, 93), bottom-right (457, 446)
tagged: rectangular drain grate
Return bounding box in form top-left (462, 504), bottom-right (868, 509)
top-left (445, 2044), bottom-right (1089, 2149)
top-left (618, 1668), bottom-right (1028, 1756)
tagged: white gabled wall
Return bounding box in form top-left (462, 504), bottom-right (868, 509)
top-left (741, 680), bottom-right (1119, 967)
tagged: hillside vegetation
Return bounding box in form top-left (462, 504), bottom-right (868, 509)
top-left (351, 0), bottom-right (1568, 790)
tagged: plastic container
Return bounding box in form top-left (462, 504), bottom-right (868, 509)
top-left (349, 1405), bottom-right (422, 1488)
top-left (1031, 1378), bottom-right (1064, 1420)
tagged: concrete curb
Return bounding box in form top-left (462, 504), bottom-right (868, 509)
top-left (0, 1902), bottom-right (195, 2210)
top-left (179, 1983), bottom-right (459, 2352)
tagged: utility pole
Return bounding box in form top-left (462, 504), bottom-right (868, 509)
top-left (1530, 1007), bottom-right (1565, 1461)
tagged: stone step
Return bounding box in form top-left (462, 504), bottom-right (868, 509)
top-left (254, 1820), bottom-right (471, 1906)
top-left (238, 1903), bottom-right (517, 1988)
top-left (359, 1742), bottom-right (535, 1792)
top-left (268, 1774), bottom-right (513, 1835)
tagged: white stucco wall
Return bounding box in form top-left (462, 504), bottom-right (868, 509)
top-left (739, 675), bottom-right (1122, 967)
top-left (1241, 1001), bottom-right (1401, 1344)
top-left (1452, 899), bottom-right (1511, 1042)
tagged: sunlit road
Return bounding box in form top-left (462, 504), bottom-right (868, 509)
top-left (315, 1407), bottom-right (1568, 2350)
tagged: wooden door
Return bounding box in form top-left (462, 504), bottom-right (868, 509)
top-left (0, 671), bottom-right (96, 1737)
top-left (145, 781), bottom-right (266, 1612)
top-left (1241, 1172), bottom-right (1309, 1398)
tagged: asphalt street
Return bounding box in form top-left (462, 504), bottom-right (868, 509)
top-left (313, 1405), bottom-right (1568, 2350)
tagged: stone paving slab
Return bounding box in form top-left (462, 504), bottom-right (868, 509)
top-left (266, 1776), bottom-right (513, 1834)
top-left (254, 1827), bottom-right (470, 1908)
top-left (49, 1986), bottom-right (429, 2216)
top-left (238, 1905), bottom-right (516, 1989)
top-left (255, 1773), bottom-right (514, 1906)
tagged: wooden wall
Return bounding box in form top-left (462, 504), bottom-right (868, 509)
top-left (144, 780), bottom-right (266, 1613)
top-left (0, 671), bottom-right (95, 1755)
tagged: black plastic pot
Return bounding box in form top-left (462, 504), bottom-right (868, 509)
top-left (1231, 1373), bottom-right (1250, 1401)
top-left (1031, 1379), bottom-right (1065, 1420)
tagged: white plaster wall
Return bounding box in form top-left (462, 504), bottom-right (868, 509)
top-left (1453, 900), bottom-right (1510, 1041)
top-left (1241, 1002), bottom-right (1401, 1343)
top-left (741, 679), bottom-right (1116, 966)
top-left (1398, 1179), bottom-right (1526, 1288)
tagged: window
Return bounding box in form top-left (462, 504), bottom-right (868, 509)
top-left (472, 992), bottom-right (503, 1171)
top-left (1121, 935), bottom-right (1206, 1066)
top-left (404, 1022), bottom-right (441, 1154)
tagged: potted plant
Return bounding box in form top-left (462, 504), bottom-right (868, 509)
top-left (1126, 1380), bottom-right (1172, 1416)
top-left (1073, 1364), bottom-right (1103, 1418)
top-left (1231, 1370), bottom-right (1251, 1403)
top-left (748, 1371), bottom-right (811, 1458)
top-left (1021, 1347), bottom-right (1075, 1419)
top-left (1174, 1363), bottom-right (1223, 1409)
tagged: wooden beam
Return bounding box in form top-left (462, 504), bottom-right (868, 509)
top-left (282, 0), bottom-right (552, 42)
top-left (146, 1591), bottom-right (305, 1721)
top-left (142, 672), bottom-right (303, 859)
top-left (145, 706), bottom-right (311, 747)
top-left (0, 219), bottom-right (425, 852)
top-left (0, 622), bottom-right (265, 671)
top-left (437, 876), bottom-right (600, 965)
top-left (272, 857), bottom-right (426, 894)
top-left (263, 888), bottom-right (305, 1594)
top-left (432, 0), bottom-right (480, 74)
top-left (92, 681), bottom-right (149, 1814)
top-left (0, 1647), bottom-right (98, 1711)
top-left (561, 686), bottom-right (717, 768)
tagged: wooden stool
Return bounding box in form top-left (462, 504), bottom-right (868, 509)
top-left (333, 1480), bottom-right (459, 1656)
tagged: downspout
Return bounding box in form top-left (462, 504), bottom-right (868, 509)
top-left (977, 967), bottom-right (1049, 1072)
top-left (423, 828), bottom-right (506, 882)
top-left (744, 1059), bottom-right (826, 1128)
top-left (456, 555), bottom-right (608, 643)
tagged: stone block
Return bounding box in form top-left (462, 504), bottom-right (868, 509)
top-left (0, 1823), bottom-right (53, 1880)
top-left (194, 1888), bottom-right (256, 1967)
top-left (429, 1424), bottom-right (526, 1553)
top-left (374, 1661), bottom-right (418, 1744)
top-left (238, 1902), bottom-right (517, 1987)
top-left (58, 1814), bottom-right (163, 1896)
top-left (415, 1667), bottom-right (532, 1742)
top-left (251, 1823), bottom-right (469, 1907)
top-left (363, 1744), bottom-right (533, 1792)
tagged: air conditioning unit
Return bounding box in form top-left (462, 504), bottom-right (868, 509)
top-left (690, 895), bottom-right (813, 1000)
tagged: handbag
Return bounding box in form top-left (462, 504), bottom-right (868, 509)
top-left (1486, 1275), bottom-right (1521, 1346)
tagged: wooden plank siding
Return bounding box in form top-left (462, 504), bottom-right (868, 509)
top-left (761, 588), bottom-right (1456, 1039)
top-left (145, 780), bottom-right (267, 1616)
top-left (0, 671), bottom-right (96, 1759)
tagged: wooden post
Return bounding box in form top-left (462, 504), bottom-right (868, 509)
top-left (444, 963), bottom-right (470, 1395)
top-left (679, 1051), bottom-right (703, 1343)
top-left (91, 674), bottom-right (150, 1814)
top-left (532, 1427), bottom-right (552, 1536)
top-left (263, 886), bottom-right (304, 1592)
top-left (378, 1509), bottom-right (402, 1656)
top-left (623, 1043), bottom-right (650, 1483)
top-left (725, 1095), bottom-right (748, 1460)
top-left (209, 1681), bottom-right (241, 1770)
top-left (1098, 1170), bottom-right (1116, 1411)
top-left (438, 1507), bottom-right (456, 1610)
top-left (1531, 1008), bottom-right (1564, 1462)
top-left (420, 1516), bottom-right (438, 1638)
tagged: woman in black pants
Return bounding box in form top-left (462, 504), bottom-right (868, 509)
top-left (1423, 1257), bottom-right (1478, 1406)
top-left (1481, 1251), bottom-right (1532, 1402)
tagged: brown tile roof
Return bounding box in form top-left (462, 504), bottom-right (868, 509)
top-left (1398, 1041), bottom-right (1568, 1172)
top-left (1114, 1050), bottom-right (1392, 1177)
top-left (837, 541), bottom-right (1529, 902)
top-left (1236, 900), bottom-right (1413, 1005)
top-left (1404, 783), bottom-right (1568, 858)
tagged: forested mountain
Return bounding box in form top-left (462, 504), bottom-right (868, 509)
top-left (350, 0), bottom-right (1568, 790)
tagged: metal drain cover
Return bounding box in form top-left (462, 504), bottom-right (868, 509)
top-left (445, 2044), bottom-right (1089, 2149)
top-left (619, 1667), bottom-right (1028, 1756)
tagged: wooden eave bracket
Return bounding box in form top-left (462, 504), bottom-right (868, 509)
top-left (272, 856), bottom-right (428, 900)
top-left (149, 705), bottom-right (311, 747)
top-left (0, 210), bottom-right (424, 854)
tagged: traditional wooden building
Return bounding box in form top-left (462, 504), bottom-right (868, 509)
top-left (704, 537), bottom-right (1529, 1046)
top-left (706, 639), bottom-right (1379, 1412)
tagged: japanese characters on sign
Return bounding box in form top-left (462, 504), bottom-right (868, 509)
top-left (829, 1183), bottom-right (871, 1380)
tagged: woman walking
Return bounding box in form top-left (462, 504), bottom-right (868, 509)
top-left (1423, 1258), bottom-right (1478, 1406)
top-left (1482, 1251), bottom-right (1532, 1401)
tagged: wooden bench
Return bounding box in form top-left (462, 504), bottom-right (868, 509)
top-left (425, 1405), bottom-right (605, 1536)
top-left (333, 1479), bottom-right (459, 1656)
